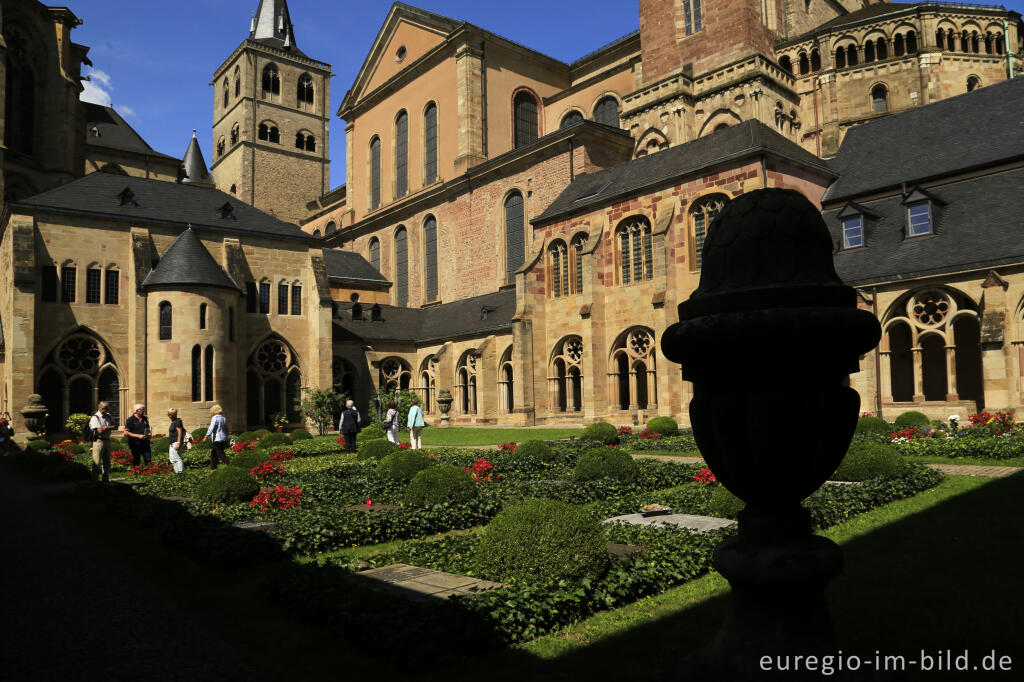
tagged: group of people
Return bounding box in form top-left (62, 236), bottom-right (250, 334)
top-left (338, 396), bottom-right (426, 453)
top-left (0, 412), bottom-right (15, 456)
top-left (87, 403), bottom-right (233, 482)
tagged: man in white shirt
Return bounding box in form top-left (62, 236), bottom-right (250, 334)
top-left (88, 402), bottom-right (116, 482)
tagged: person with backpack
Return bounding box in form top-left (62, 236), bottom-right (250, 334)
top-left (339, 400), bottom-right (361, 453)
top-left (88, 401), bottom-right (116, 482)
top-left (383, 399), bottom-right (400, 444)
top-left (167, 408), bottom-right (187, 474)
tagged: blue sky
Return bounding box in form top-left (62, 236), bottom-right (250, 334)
top-left (73, 0), bottom-right (1024, 192)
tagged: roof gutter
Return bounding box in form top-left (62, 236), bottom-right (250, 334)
top-left (1005, 18), bottom-right (1015, 78)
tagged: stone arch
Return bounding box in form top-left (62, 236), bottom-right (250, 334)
top-left (246, 335), bottom-right (301, 427)
top-left (378, 356), bottom-right (411, 391)
top-left (416, 355), bottom-right (438, 413)
top-left (35, 329), bottom-right (124, 433)
top-left (559, 108), bottom-right (585, 129)
top-left (455, 350), bottom-right (478, 415)
top-left (697, 109), bottom-right (742, 138)
top-left (634, 127), bottom-right (670, 157)
top-left (549, 336), bottom-right (583, 413)
top-left (498, 345), bottom-right (514, 414)
top-left (688, 191), bottom-right (730, 271)
top-left (608, 327), bottom-right (657, 411)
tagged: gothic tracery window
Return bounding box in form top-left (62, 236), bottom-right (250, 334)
top-left (690, 195), bottom-right (727, 271)
top-left (615, 216), bottom-right (653, 284)
top-left (549, 336), bottom-right (583, 413)
top-left (456, 352), bottom-right (478, 415)
top-left (379, 357), bottom-right (411, 391)
top-left (609, 328), bottom-right (657, 411)
top-left (247, 338), bottom-right (301, 426)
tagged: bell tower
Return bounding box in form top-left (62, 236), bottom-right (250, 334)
top-left (210, 0), bottom-right (332, 225)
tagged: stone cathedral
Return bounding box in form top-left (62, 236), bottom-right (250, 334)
top-left (1, 0), bottom-right (1023, 435)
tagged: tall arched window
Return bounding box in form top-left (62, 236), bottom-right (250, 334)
top-left (369, 237), bottom-right (381, 272)
top-left (504, 191), bottom-right (525, 284)
top-left (230, 123), bottom-right (239, 145)
top-left (297, 74), bottom-right (314, 104)
top-left (159, 302), bottom-right (172, 340)
top-left (549, 240), bottom-right (568, 298)
top-left (204, 345), bottom-right (214, 401)
top-left (864, 40), bottom-right (876, 63)
top-left (549, 336), bottom-right (583, 413)
top-left (416, 357), bottom-right (437, 413)
top-left (424, 215), bottom-right (438, 302)
top-left (424, 102), bottom-right (438, 183)
top-left (394, 227), bottom-right (408, 306)
top-left (261, 64), bottom-right (280, 96)
top-left (513, 91), bottom-right (538, 148)
top-left (191, 345), bottom-right (202, 401)
top-left (894, 33), bottom-right (905, 57)
top-left (395, 110), bottom-right (409, 198)
top-left (456, 352), bottom-right (477, 415)
top-left (234, 66), bottom-right (240, 97)
top-left (609, 328), bottom-right (657, 411)
top-left (199, 303), bottom-right (207, 329)
top-left (222, 79), bottom-right (229, 108)
top-left (571, 233), bottom-right (586, 295)
top-left (798, 52), bottom-right (810, 74)
top-left (248, 338), bottom-right (301, 427)
top-left (370, 136), bottom-right (381, 210)
top-left (593, 96), bottom-right (620, 127)
top-left (835, 46), bottom-right (846, 69)
top-left (560, 111), bottom-right (583, 129)
top-left (690, 195), bottom-right (728, 271)
top-left (325, 221), bottom-right (337, 236)
top-left (810, 48), bottom-right (821, 71)
top-left (967, 75), bottom-right (980, 92)
top-left (5, 41), bottom-right (35, 156)
top-left (37, 333), bottom-right (122, 433)
top-left (872, 84), bottom-right (888, 113)
top-left (876, 37), bottom-right (887, 59)
top-left (615, 217), bottom-right (653, 284)
top-left (906, 30), bottom-right (917, 53)
top-left (847, 44), bottom-right (858, 66)
top-left (498, 346), bottom-right (514, 414)
top-left (779, 55), bottom-right (793, 73)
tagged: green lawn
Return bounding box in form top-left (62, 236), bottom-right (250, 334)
top-left (396, 427), bottom-right (582, 446)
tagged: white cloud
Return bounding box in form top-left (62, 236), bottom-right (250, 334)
top-left (89, 69), bottom-right (112, 89)
top-left (80, 78), bottom-right (111, 106)
top-left (116, 105), bottom-right (137, 119)
top-left (80, 67), bottom-right (139, 122)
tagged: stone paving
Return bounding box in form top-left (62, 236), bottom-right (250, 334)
top-left (925, 463), bottom-right (1024, 478)
top-left (603, 512), bottom-right (735, 533)
top-left (347, 563), bottom-right (505, 601)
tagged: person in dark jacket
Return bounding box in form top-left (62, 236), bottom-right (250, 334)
top-left (339, 400), bottom-right (361, 453)
top-left (124, 404), bottom-right (152, 467)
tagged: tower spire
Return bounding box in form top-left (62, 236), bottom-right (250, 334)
top-left (250, 0), bottom-right (297, 50)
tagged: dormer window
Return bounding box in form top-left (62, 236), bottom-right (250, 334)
top-left (371, 304), bottom-right (383, 322)
top-left (218, 202), bottom-right (235, 219)
top-left (842, 215), bottom-right (864, 248)
top-left (907, 201), bottom-right (932, 237)
top-left (118, 187), bottom-right (137, 207)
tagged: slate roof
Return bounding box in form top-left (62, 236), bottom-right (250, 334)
top-left (827, 167), bottom-right (1024, 286)
top-left (83, 103), bottom-right (178, 161)
top-left (181, 132), bottom-right (211, 185)
top-left (7, 171), bottom-right (319, 243)
top-left (249, 0), bottom-right (307, 57)
top-left (332, 289), bottom-right (516, 344)
top-left (322, 248), bottom-right (389, 285)
top-left (142, 226), bottom-right (240, 291)
top-left (823, 76), bottom-right (1024, 204)
top-left (534, 119), bottom-right (834, 224)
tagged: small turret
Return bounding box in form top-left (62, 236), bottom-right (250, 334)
top-left (180, 130), bottom-right (213, 187)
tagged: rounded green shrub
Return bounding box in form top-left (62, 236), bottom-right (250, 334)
top-left (255, 429), bottom-right (271, 439)
top-left (474, 498), bottom-right (609, 585)
top-left (229, 449), bottom-right (271, 471)
top-left (646, 416), bottom-right (679, 436)
top-left (360, 423), bottom-right (386, 442)
top-left (580, 421), bottom-right (619, 445)
top-left (833, 441), bottom-right (905, 481)
top-left (290, 428), bottom-right (313, 441)
top-left (238, 431), bottom-right (259, 442)
top-left (150, 437), bottom-right (170, 454)
top-left (893, 411), bottom-right (930, 429)
top-left (375, 450), bottom-right (432, 482)
top-left (574, 446), bottom-right (638, 482)
top-left (197, 466), bottom-right (259, 504)
top-left (257, 433), bottom-right (292, 449)
top-left (191, 427), bottom-right (209, 442)
top-left (357, 438), bottom-right (400, 461)
top-left (404, 465), bottom-right (477, 507)
top-left (855, 416), bottom-right (892, 436)
top-left (709, 485), bottom-right (745, 519)
top-left (27, 439), bottom-right (51, 452)
top-left (192, 438), bottom-right (212, 451)
top-left (513, 440), bottom-right (555, 462)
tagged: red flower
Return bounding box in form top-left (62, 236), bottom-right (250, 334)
top-left (617, 426), bottom-right (633, 435)
top-left (694, 468), bottom-right (717, 485)
top-left (497, 442), bottom-right (517, 453)
top-left (250, 486), bottom-right (301, 512)
top-left (462, 458), bottom-right (499, 482)
top-left (398, 442), bottom-right (412, 450)
top-left (249, 461), bottom-right (285, 479)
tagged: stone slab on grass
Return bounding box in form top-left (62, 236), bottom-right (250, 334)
top-left (347, 563), bottom-right (505, 601)
top-left (603, 513), bottom-right (735, 533)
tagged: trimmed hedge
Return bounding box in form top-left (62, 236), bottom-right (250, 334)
top-left (27, 439), bottom-right (51, 452)
top-left (357, 438), bottom-right (400, 461)
top-left (581, 422), bottom-right (619, 445)
top-left (360, 424), bottom-right (387, 442)
top-left (258, 433), bottom-right (293, 449)
top-left (833, 441), bottom-right (905, 481)
top-left (238, 431), bottom-right (259, 442)
top-left (708, 485), bottom-right (744, 519)
top-left (894, 411), bottom-right (930, 429)
top-left (229, 450), bottom-right (271, 471)
top-left (191, 427), bottom-right (209, 442)
top-left (404, 465), bottom-right (477, 507)
top-left (474, 498), bottom-right (609, 585)
top-left (375, 450), bottom-right (432, 482)
top-left (574, 446), bottom-right (639, 482)
top-left (856, 416), bottom-right (892, 436)
top-left (645, 416), bottom-right (679, 436)
top-left (196, 466), bottom-right (258, 504)
top-left (892, 434), bottom-right (1024, 460)
top-left (291, 428), bottom-right (313, 441)
top-left (513, 440), bottom-right (555, 462)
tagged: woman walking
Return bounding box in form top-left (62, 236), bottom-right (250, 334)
top-left (167, 408), bottom-right (186, 474)
top-left (204, 404), bottom-right (231, 469)
top-left (383, 399), bottom-right (400, 445)
top-left (339, 400), bottom-right (361, 453)
top-left (407, 396), bottom-right (425, 449)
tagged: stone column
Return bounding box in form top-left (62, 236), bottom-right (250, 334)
top-left (453, 39), bottom-right (486, 174)
top-left (647, 369), bottom-right (658, 409)
top-left (879, 350), bottom-right (893, 403)
top-left (567, 374), bottom-right (577, 412)
top-left (628, 369), bottom-right (638, 410)
top-left (912, 347), bottom-right (925, 402)
top-left (945, 345), bottom-right (959, 400)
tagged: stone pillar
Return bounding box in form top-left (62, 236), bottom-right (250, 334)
top-left (912, 347), bottom-right (925, 402)
top-left (628, 369), bottom-right (638, 410)
top-left (647, 369), bottom-right (658, 409)
top-left (453, 39), bottom-right (486, 174)
top-left (8, 215), bottom-right (37, 434)
top-left (567, 375), bottom-right (577, 412)
top-left (945, 345), bottom-right (959, 400)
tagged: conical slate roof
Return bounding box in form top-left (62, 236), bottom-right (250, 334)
top-left (181, 130), bottom-right (211, 185)
top-left (141, 226), bottom-right (240, 291)
top-left (250, 0), bottom-right (303, 54)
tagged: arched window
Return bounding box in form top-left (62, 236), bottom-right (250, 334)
top-left (369, 237), bottom-right (381, 272)
top-left (261, 64), bottom-right (280, 96)
top-left (984, 32), bottom-right (994, 54)
top-left (61, 264), bottom-right (77, 302)
top-left (424, 102), bottom-right (438, 183)
top-left (297, 74), bottom-right (314, 104)
top-left (779, 55), bottom-right (793, 73)
top-left (504, 191), bottom-right (525, 284)
top-left (864, 40), bottom-right (875, 62)
top-left (204, 345), bottom-right (214, 401)
top-left (946, 30), bottom-right (956, 52)
top-left (960, 30), bottom-right (970, 52)
top-left (258, 124), bottom-right (268, 140)
top-left (395, 110), bottom-right (409, 198)
top-left (394, 226), bottom-right (408, 306)
top-left (609, 328), bottom-right (657, 411)
top-left (513, 91), bottom-right (538, 148)
top-left (269, 126), bottom-right (279, 144)
top-left (424, 215), bottom-right (438, 302)
top-left (906, 30), bottom-right (917, 53)
top-left (876, 37), bottom-right (887, 59)
top-left (291, 283), bottom-right (302, 315)
top-left (847, 44), bottom-right (858, 66)
top-left (230, 123), bottom-right (239, 145)
top-left (593, 96), bottom-right (620, 127)
top-left (872, 84), bottom-right (888, 113)
top-left (234, 66), bottom-right (240, 97)
top-left (416, 356), bottom-right (437, 413)
top-left (810, 48), bottom-right (821, 71)
top-left (258, 123), bottom-right (279, 143)
top-left (278, 280), bottom-right (289, 314)
top-left (798, 52), bottom-right (810, 74)
top-left (971, 31), bottom-right (980, 53)
top-left (247, 337), bottom-right (301, 427)
top-left (325, 221), bottom-right (337, 236)
top-left (894, 33), bottom-right (905, 57)
top-left (549, 336), bottom-right (583, 413)
top-left (615, 216), bottom-right (653, 284)
top-left (571, 233), bottom-right (586, 295)
top-left (994, 33), bottom-right (1004, 55)
top-left (222, 79), bottom-right (229, 108)
top-left (217, 137), bottom-right (225, 156)
top-left (259, 280), bottom-right (271, 314)
top-left (498, 347), bottom-right (514, 414)
top-left (333, 357), bottom-right (358, 405)
top-left (5, 41), bottom-right (36, 157)
top-left (835, 46), bottom-right (846, 69)
top-left (690, 195), bottom-right (728, 271)
top-left (370, 136), bottom-right (381, 210)
top-left (199, 303), bottom-right (207, 329)
top-left (560, 111), bottom-right (583, 129)
top-left (159, 302), bottom-right (172, 340)
top-left (105, 269), bottom-right (119, 305)
top-left (86, 266), bottom-right (101, 304)
top-left (191, 345), bottom-right (202, 401)
top-left (967, 76), bottom-right (980, 92)
top-left (295, 132), bottom-right (305, 149)
top-left (455, 352), bottom-right (477, 415)
top-left (549, 240), bottom-right (568, 298)
top-left (379, 357), bottom-right (411, 391)
top-left (37, 333), bottom-right (122, 432)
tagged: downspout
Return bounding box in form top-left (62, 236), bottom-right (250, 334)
top-left (760, 154), bottom-right (768, 188)
top-left (873, 285), bottom-right (883, 419)
top-left (1004, 18), bottom-right (1015, 79)
top-left (813, 77), bottom-right (821, 157)
top-left (251, 52), bottom-right (258, 207)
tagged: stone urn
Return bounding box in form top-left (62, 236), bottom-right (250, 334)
top-left (436, 389), bottom-right (454, 428)
top-left (660, 189), bottom-right (881, 676)
top-left (20, 393), bottom-right (49, 440)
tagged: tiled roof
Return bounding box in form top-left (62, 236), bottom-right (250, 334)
top-left (322, 248), bottom-right (389, 284)
top-left (332, 289), bottom-right (516, 344)
top-left (7, 171), bottom-right (319, 243)
top-left (83, 103), bottom-right (178, 161)
top-left (534, 119), bottom-right (833, 224)
top-left (827, 167), bottom-right (1024, 286)
top-left (823, 76), bottom-right (1024, 203)
top-left (142, 226), bottom-right (240, 291)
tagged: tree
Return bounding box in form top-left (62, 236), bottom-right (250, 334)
top-left (369, 387), bottom-right (418, 431)
top-left (296, 387), bottom-right (346, 436)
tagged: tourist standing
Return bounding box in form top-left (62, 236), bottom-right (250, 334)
top-left (407, 396), bottom-right (425, 449)
top-left (0, 413), bottom-right (14, 456)
top-left (383, 399), bottom-right (400, 444)
top-left (339, 400), bottom-right (361, 453)
top-left (88, 401), bottom-right (116, 482)
top-left (167, 408), bottom-right (186, 474)
top-left (124, 404), bottom-right (153, 467)
top-left (204, 404), bottom-right (231, 469)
